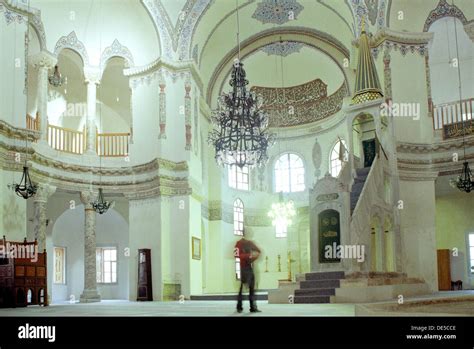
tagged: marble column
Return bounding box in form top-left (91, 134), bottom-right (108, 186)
top-left (84, 68), bottom-right (100, 155)
top-left (33, 184), bottom-right (56, 252)
top-left (79, 190), bottom-right (101, 303)
top-left (29, 52), bottom-right (57, 142)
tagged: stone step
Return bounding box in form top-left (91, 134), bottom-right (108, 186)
top-left (356, 167), bottom-right (371, 177)
top-left (294, 295), bottom-right (331, 304)
top-left (295, 288), bottom-right (336, 296)
top-left (351, 181), bottom-right (365, 194)
top-left (296, 274), bottom-right (306, 282)
top-left (304, 271), bottom-right (345, 281)
top-left (300, 279), bottom-right (340, 289)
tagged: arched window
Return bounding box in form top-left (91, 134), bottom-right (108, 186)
top-left (330, 139), bottom-right (348, 178)
top-left (233, 199), bottom-right (244, 236)
top-left (274, 153), bottom-right (305, 193)
top-left (228, 165), bottom-right (249, 190)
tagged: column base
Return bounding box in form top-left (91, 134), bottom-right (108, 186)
top-left (80, 289), bottom-right (101, 303)
top-left (85, 149), bottom-right (98, 156)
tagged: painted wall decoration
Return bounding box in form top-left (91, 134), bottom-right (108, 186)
top-left (372, 40), bottom-right (428, 60)
top-left (0, 3), bottom-right (26, 25)
top-left (261, 41), bottom-right (304, 57)
top-left (193, 96), bottom-right (199, 155)
top-left (192, 44), bottom-right (199, 65)
top-left (100, 39), bottom-right (135, 70)
top-left (364, 0), bottom-right (379, 25)
top-left (252, 0), bottom-right (304, 25)
top-left (251, 80), bottom-right (347, 127)
top-left (184, 79), bottom-right (192, 151)
top-left (142, 0), bottom-right (212, 60)
top-left (312, 139), bottom-right (322, 178)
top-left (54, 31), bottom-right (89, 66)
top-left (158, 71), bottom-right (167, 139)
top-left (423, 0), bottom-right (468, 32)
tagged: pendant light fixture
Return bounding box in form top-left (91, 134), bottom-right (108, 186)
top-left (48, 65), bottom-right (65, 87)
top-left (91, 20), bottom-right (112, 214)
top-left (449, 4), bottom-right (473, 193)
top-left (267, 43), bottom-right (296, 232)
top-left (208, 0), bottom-right (274, 168)
top-left (9, 0), bottom-right (37, 199)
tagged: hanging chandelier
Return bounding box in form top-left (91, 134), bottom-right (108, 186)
top-left (10, 166), bottom-right (37, 199)
top-left (48, 65), bottom-right (65, 87)
top-left (92, 188), bottom-right (111, 214)
top-left (209, 61), bottom-right (273, 168)
top-left (449, 9), bottom-right (473, 194)
top-left (8, 1), bottom-right (36, 200)
top-left (267, 193), bottom-right (296, 230)
top-left (208, 0), bottom-right (273, 168)
top-left (451, 161), bottom-right (474, 193)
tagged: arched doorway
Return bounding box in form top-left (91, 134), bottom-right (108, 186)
top-left (352, 113), bottom-right (376, 169)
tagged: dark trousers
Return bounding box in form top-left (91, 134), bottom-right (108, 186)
top-left (237, 267), bottom-right (256, 310)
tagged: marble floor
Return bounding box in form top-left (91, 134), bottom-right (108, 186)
top-left (0, 300), bottom-right (355, 317)
top-left (1, 291), bottom-right (473, 317)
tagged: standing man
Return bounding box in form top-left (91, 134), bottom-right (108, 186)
top-left (234, 228), bottom-right (261, 313)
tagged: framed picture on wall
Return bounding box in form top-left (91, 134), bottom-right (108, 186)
top-left (192, 237), bottom-right (201, 260)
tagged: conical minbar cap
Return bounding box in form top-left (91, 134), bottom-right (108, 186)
top-left (352, 28), bottom-right (383, 104)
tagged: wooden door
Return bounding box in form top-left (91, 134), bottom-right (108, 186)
top-left (437, 249), bottom-right (451, 291)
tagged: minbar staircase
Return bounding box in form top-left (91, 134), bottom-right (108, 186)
top-left (294, 271), bottom-right (345, 304)
top-left (350, 167), bottom-right (370, 214)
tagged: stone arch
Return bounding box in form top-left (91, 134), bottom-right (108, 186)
top-left (54, 31), bottom-right (89, 66)
top-left (423, 0), bottom-right (468, 32)
top-left (206, 27), bottom-right (353, 105)
top-left (100, 39), bottom-right (135, 78)
top-left (351, 113), bottom-right (376, 168)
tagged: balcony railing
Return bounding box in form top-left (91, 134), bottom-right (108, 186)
top-left (48, 124), bottom-right (86, 155)
top-left (96, 132), bottom-right (130, 157)
top-left (26, 113), bottom-right (39, 131)
top-left (24, 117), bottom-right (131, 157)
top-left (433, 98), bottom-right (473, 130)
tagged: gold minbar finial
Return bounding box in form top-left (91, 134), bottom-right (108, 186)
top-left (361, 15), bottom-right (366, 33)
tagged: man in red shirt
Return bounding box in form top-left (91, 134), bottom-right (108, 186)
top-left (234, 229), bottom-right (261, 313)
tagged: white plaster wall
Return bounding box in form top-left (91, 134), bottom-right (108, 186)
top-left (1, 169), bottom-right (27, 241)
top-left (429, 18), bottom-right (474, 105)
top-left (49, 204), bottom-right (129, 302)
top-left (128, 80), bottom-right (160, 164)
top-left (0, 17), bottom-right (27, 127)
top-left (189, 197), bottom-right (202, 295)
top-left (128, 197), bottom-right (162, 301)
top-left (30, 0), bottom-right (160, 66)
top-left (391, 50), bottom-right (433, 143)
top-left (399, 180), bottom-right (438, 292)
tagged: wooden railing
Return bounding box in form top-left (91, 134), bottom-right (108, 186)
top-left (47, 124), bottom-right (86, 154)
top-left (26, 113), bottom-right (39, 131)
top-left (433, 98), bottom-right (473, 130)
top-left (96, 132), bottom-right (130, 157)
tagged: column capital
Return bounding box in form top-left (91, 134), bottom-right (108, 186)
top-left (34, 184), bottom-right (57, 203)
top-left (29, 51), bottom-right (57, 69)
top-left (80, 190), bottom-right (98, 209)
top-left (84, 67), bottom-right (101, 85)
